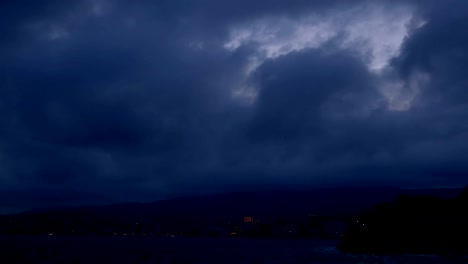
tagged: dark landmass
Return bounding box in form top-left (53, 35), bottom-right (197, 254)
top-left (0, 187), bottom-right (461, 239)
top-left (338, 186), bottom-right (468, 256)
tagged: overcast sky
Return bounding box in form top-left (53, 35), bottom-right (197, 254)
top-left (1, 0), bottom-right (467, 213)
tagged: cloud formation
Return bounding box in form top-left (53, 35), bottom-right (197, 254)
top-left (0, 0), bottom-right (467, 212)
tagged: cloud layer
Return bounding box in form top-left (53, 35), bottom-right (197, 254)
top-left (1, 0), bottom-right (467, 212)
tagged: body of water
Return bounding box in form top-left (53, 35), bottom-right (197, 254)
top-left (0, 236), bottom-right (465, 263)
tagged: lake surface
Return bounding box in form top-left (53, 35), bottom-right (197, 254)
top-left (0, 236), bottom-right (465, 263)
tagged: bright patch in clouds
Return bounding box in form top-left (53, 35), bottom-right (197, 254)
top-left (225, 4), bottom-right (414, 72)
top-left (224, 3), bottom-right (418, 108)
top-left (381, 71), bottom-right (430, 111)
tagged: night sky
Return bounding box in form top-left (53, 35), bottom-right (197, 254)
top-left (1, 0), bottom-right (467, 213)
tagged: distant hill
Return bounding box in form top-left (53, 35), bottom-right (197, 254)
top-left (0, 187), bottom-right (463, 237)
top-left (338, 186), bottom-right (468, 255)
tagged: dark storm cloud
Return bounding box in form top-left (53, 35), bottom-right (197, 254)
top-left (381, 0), bottom-right (468, 184)
top-left (248, 48), bottom-right (378, 142)
top-left (395, 0), bottom-right (468, 106)
top-left (0, 0), bottom-right (74, 49)
top-left (0, 0), bottom-right (467, 212)
top-left (0, 0), bottom-right (257, 209)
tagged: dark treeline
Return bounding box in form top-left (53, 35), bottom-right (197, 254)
top-left (0, 208), bottom-right (347, 239)
top-left (0, 187), bottom-right (463, 244)
top-left (338, 186), bottom-right (468, 255)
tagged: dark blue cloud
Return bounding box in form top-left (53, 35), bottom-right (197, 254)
top-left (0, 0), bottom-right (467, 212)
top-left (395, 0), bottom-right (468, 106)
top-left (248, 48), bottom-right (378, 142)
